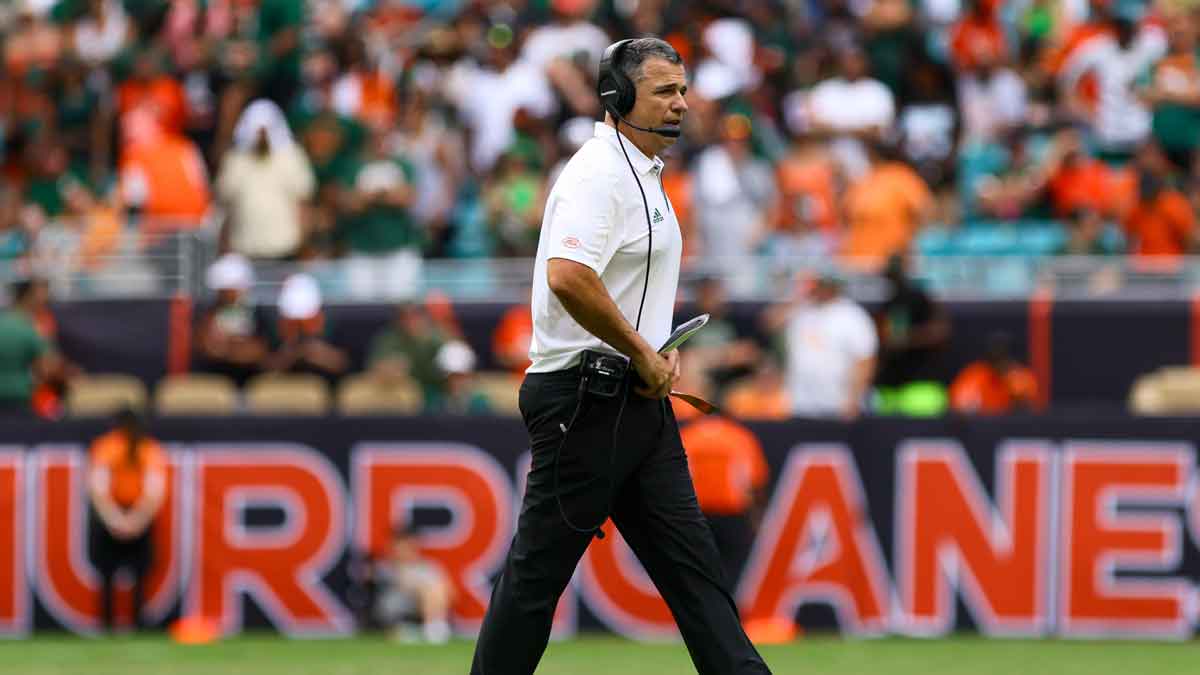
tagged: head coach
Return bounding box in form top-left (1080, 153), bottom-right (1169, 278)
top-left (469, 37), bottom-right (772, 674)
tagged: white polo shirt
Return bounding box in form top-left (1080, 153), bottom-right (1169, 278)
top-left (527, 122), bottom-right (683, 373)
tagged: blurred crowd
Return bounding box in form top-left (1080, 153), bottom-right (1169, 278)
top-left (2, 0), bottom-right (1200, 295)
top-left (2, 0), bottom-right (1198, 420)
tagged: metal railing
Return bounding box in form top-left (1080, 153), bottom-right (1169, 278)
top-left (5, 218), bottom-right (1200, 303)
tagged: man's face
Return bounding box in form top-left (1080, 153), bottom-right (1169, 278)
top-left (840, 50), bottom-right (867, 81)
top-left (629, 57), bottom-right (688, 153)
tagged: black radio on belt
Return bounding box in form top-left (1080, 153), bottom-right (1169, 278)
top-left (579, 349), bottom-right (629, 398)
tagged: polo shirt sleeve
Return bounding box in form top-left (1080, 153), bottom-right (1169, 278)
top-left (544, 170), bottom-right (623, 274)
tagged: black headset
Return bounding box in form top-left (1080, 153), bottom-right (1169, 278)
top-left (552, 39), bottom-right (679, 541)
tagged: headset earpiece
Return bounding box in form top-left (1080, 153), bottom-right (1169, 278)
top-left (598, 39), bottom-right (636, 117)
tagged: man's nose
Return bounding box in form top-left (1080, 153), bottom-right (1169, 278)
top-left (672, 93), bottom-right (689, 113)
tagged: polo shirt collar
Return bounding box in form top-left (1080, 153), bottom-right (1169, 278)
top-left (594, 122), bottom-right (664, 175)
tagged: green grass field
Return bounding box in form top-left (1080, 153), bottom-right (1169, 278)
top-left (3, 635), bottom-right (1195, 675)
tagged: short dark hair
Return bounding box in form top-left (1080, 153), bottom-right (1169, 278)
top-left (617, 37), bottom-right (682, 84)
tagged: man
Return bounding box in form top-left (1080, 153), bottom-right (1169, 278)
top-left (266, 273), bottom-right (348, 379)
top-left (0, 279), bottom-right (59, 416)
top-left (471, 38), bottom-right (771, 674)
top-left (366, 302), bottom-right (448, 409)
top-left (193, 253), bottom-right (270, 386)
top-left (874, 254), bottom-right (951, 416)
top-left (338, 127), bottom-right (422, 300)
top-left (87, 408), bottom-right (167, 631)
top-left (372, 523), bottom-right (455, 644)
top-left (765, 271), bottom-right (877, 420)
top-left (216, 99), bottom-right (316, 260)
top-left (949, 332), bottom-right (1039, 415)
top-left (679, 415), bottom-right (770, 586)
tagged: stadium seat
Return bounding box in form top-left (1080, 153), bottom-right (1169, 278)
top-left (958, 226), bottom-right (1020, 256)
top-left (914, 227), bottom-right (955, 257)
top-left (1128, 373), bottom-right (1168, 415)
top-left (1129, 367), bottom-right (1200, 415)
top-left (336, 373), bottom-right (423, 415)
top-left (1157, 368), bottom-right (1200, 413)
top-left (66, 374), bottom-right (148, 417)
top-left (472, 372), bottom-right (522, 417)
top-left (245, 374), bottom-right (331, 415)
top-left (155, 374), bottom-right (239, 416)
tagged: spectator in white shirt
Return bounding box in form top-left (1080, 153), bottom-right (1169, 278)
top-left (808, 44), bottom-right (896, 138)
top-left (958, 45), bottom-right (1028, 146)
top-left (806, 44), bottom-right (896, 178)
top-left (1058, 11), bottom-right (1166, 155)
top-left (691, 112), bottom-right (778, 294)
top-left (764, 271), bottom-right (878, 420)
top-left (445, 26), bottom-right (557, 173)
top-left (217, 100), bottom-right (317, 260)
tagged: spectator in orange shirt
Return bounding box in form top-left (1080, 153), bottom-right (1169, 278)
top-left (1045, 130), bottom-right (1136, 219)
top-left (722, 357), bottom-right (791, 421)
top-left (1124, 145), bottom-right (1195, 258)
top-left (492, 301), bottom-right (533, 375)
top-left (119, 107), bottom-right (211, 237)
top-left (87, 408), bottom-right (167, 632)
top-left (679, 416), bottom-right (770, 584)
top-left (949, 0), bottom-right (1007, 72)
top-left (949, 332), bottom-right (1038, 415)
top-left (841, 142), bottom-right (934, 270)
top-left (116, 48), bottom-right (187, 136)
top-left (1125, 180), bottom-right (1193, 258)
top-left (332, 38), bottom-right (398, 131)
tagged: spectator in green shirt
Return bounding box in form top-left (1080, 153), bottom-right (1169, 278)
top-left (339, 130), bottom-right (422, 300)
top-left (367, 303), bottom-right (446, 408)
top-left (1145, 15), bottom-right (1200, 170)
top-left (256, 0), bottom-right (304, 105)
top-left (0, 280), bottom-right (57, 415)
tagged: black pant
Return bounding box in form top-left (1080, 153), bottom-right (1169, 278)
top-left (471, 370), bottom-right (770, 675)
top-left (88, 510), bottom-right (152, 631)
top-left (706, 513), bottom-right (754, 589)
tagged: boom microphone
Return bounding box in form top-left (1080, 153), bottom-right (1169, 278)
top-left (603, 101), bottom-right (682, 138)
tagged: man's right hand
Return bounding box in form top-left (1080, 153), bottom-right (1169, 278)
top-left (633, 349), bottom-right (676, 399)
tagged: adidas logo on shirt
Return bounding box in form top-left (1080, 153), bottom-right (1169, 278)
top-left (652, 208), bottom-right (664, 224)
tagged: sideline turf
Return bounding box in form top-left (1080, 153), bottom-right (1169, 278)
top-left (3, 634), bottom-right (1193, 675)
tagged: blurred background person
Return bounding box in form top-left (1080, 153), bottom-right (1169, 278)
top-left (367, 302), bottom-right (449, 406)
top-left (0, 278), bottom-right (61, 417)
top-left (873, 254), bottom-right (952, 416)
top-left (840, 141), bottom-right (934, 271)
top-left (807, 43), bottom-right (896, 180)
top-left (217, 99), bottom-right (315, 261)
top-left (428, 339), bottom-right (491, 415)
top-left (193, 253), bottom-right (270, 386)
top-left (679, 414), bottom-right (770, 586)
top-left (691, 113), bottom-right (778, 291)
top-left (1123, 144), bottom-right (1195, 259)
top-left (680, 276), bottom-right (760, 402)
top-left (372, 522), bottom-right (454, 644)
top-left (721, 356), bottom-right (791, 421)
top-left (87, 408), bottom-right (166, 633)
top-left (1144, 11), bottom-right (1200, 172)
top-left (17, 276), bottom-right (79, 419)
top-left (338, 128), bottom-right (422, 300)
top-left (267, 273), bottom-right (348, 379)
top-left (949, 332), bottom-right (1039, 414)
top-left (491, 286), bottom-right (533, 375)
top-left (764, 271), bottom-right (877, 420)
